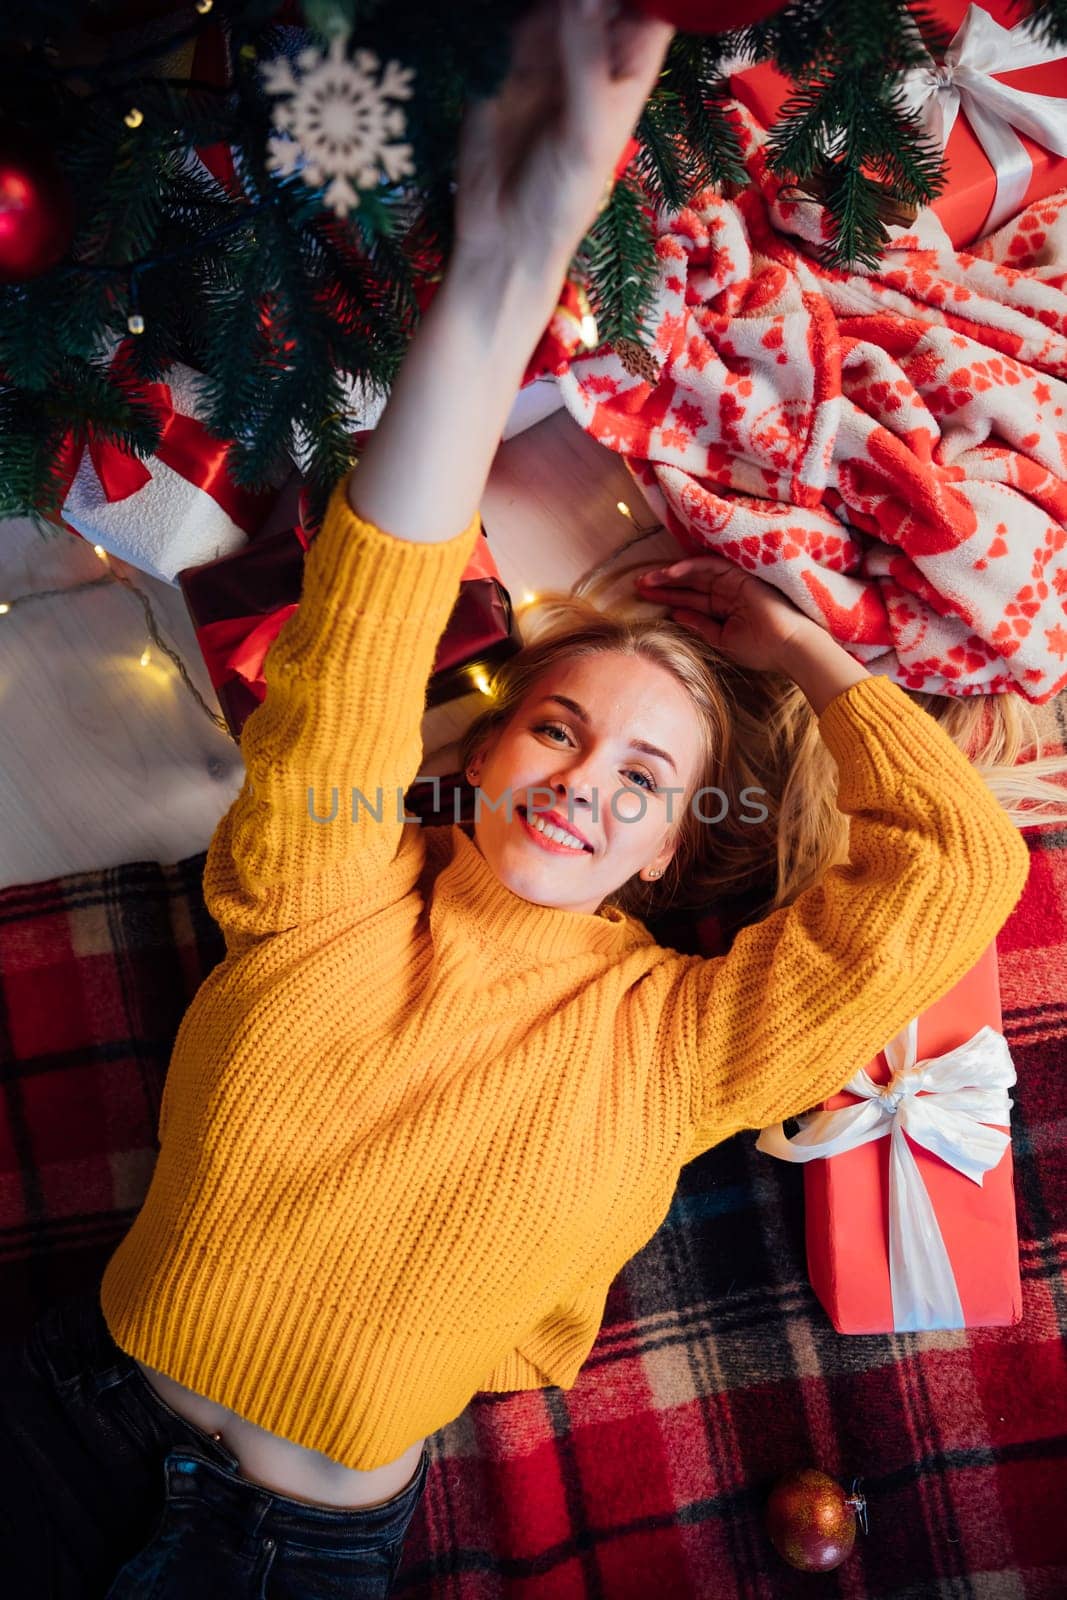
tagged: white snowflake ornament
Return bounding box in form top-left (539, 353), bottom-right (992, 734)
top-left (261, 30), bottom-right (416, 218)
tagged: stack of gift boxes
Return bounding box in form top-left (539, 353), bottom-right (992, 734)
top-left (176, 446), bottom-right (527, 829)
top-left (54, 0), bottom-right (1053, 1336)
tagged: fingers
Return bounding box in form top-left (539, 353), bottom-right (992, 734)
top-left (558, 0), bottom-right (610, 152)
top-left (640, 554), bottom-right (737, 579)
top-left (509, 0), bottom-right (564, 82)
top-left (636, 581), bottom-right (717, 610)
top-left (635, 554), bottom-right (739, 599)
top-left (670, 607), bottom-right (723, 647)
top-left (608, 7), bottom-right (674, 86)
top-left (560, 0), bottom-right (674, 155)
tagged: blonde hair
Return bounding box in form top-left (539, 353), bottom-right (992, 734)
top-left (459, 535), bottom-right (1067, 927)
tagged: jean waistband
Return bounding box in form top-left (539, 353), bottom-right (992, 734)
top-left (163, 1440), bottom-right (430, 1546)
top-left (38, 1285), bottom-right (430, 1541)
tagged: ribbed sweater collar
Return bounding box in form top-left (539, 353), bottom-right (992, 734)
top-left (433, 824), bottom-right (655, 962)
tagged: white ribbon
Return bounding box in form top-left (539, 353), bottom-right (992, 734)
top-left (899, 4), bottom-right (1067, 235)
top-left (755, 1016), bottom-right (1016, 1332)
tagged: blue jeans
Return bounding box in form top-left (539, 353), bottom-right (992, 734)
top-left (0, 1285), bottom-right (429, 1598)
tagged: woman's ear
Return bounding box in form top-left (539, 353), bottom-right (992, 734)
top-left (642, 850), bottom-right (673, 882)
top-left (645, 824), bottom-right (683, 882)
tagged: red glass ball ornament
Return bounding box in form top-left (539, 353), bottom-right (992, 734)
top-left (764, 1468), bottom-right (867, 1572)
top-left (0, 122), bottom-right (76, 283)
top-left (631, 0), bottom-right (790, 33)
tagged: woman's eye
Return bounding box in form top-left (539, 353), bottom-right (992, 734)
top-left (534, 724), bottom-right (657, 793)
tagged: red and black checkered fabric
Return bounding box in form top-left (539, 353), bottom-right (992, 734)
top-left (1, 713), bottom-right (1065, 1596)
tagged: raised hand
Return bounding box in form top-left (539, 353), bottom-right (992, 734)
top-left (453, 0), bottom-right (674, 274)
top-left (634, 552), bottom-right (821, 674)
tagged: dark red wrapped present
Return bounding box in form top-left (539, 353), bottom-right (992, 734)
top-left (179, 518), bottom-right (521, 743)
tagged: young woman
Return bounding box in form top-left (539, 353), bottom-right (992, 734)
top-left (0, 2), bottom-right (1039, 1596)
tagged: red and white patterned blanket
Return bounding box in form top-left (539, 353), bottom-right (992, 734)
top-left (554, 108), bottom-right (1067, 703)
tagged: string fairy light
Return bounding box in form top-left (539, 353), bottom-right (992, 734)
top-left (0, 550), bottom-right (235, 742)
top-left (569, 502), bottom-right (669, 605)
top-left (69, 199), bottom-right (281, 334)
top-left (30, 7), bottom-right (280, 334)
top-left (0, 499), bottom-right (663, 761)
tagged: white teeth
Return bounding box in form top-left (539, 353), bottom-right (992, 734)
top-left (524, 809), bottom-right (586, 850)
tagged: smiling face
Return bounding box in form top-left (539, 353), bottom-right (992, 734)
top-left (464, 652), bottom-right (705, 915)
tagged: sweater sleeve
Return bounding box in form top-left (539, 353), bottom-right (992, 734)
top-left (667, 672), bottom-right (1031, 1165)
top-left (201, 471), bottom-right (483, 951)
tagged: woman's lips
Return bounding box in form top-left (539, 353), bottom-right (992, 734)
top-left (517, 806), bottom-right (592, 857)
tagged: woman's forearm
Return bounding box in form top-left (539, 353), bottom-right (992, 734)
top-left (782, 625), bottom-right (872, 718)
top-left (345, 250), bottom-right (572, 544)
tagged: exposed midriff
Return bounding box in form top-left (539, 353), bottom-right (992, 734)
top-left (132, 1356), bottom-right (425, 1509)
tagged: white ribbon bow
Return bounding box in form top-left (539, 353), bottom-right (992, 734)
top-left (755, 1016), bottom-right (1016, 1331)
top-left (898, 3), bottom-right (1067, 235)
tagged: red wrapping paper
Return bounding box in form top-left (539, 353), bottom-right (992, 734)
top-left (803, 941), bottom-right (1021, 1334)
top-left (729, 0), bottom-right (1067, 249)
top-left (53, 345), bottom-right (280, 558)
top-left (179, 517), bottom-right (521, 742)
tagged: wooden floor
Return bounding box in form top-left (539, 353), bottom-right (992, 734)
top-left (0, 408), bottom-right (679, 891)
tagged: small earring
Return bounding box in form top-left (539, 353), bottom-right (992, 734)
top-left (648, 868), bottom-right (662, 879)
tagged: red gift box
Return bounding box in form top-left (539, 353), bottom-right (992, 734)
top-left (179, 516), bottom-right (521, 743)
top-left (757, 942), bottom-right (1021, 1334)
top-left (54, 345), bottom-right (284, 581)
top-left (730, 0), bottom-right (1067, 249)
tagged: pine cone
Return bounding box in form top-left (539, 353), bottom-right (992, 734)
top-left (614, 337), bottom-right (661, 385)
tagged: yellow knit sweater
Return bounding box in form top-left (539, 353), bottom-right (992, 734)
top-left (100, 472), bottom-right (1031, 1471)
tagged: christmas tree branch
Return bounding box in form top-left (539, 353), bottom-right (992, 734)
top-left (1025, 0), bottom-right (1067, 45)
top-left (573, 176), bottom-right (660, 352)
top-left (731, 0), bottom-right (950, 267)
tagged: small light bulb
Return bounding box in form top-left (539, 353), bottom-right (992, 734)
top-left (139, 648), bottom-right (151, 668)
top-left (124, 107), bottom-right (144, 128)
top-left (470, 668), bottom-right (492, 696)
top-left (195, 0), bottom-right (213, 12)
top-left (127, 313), bottom-right (145, 334)
top-left (0, 602), bottom-right (9, 615)
top-left (580, 314), bottom-right (598, 346)
top-left (617, 501), bottom-right (632, 519)
top-left (522, 591), bottom-right (536, 605)
top-left (93, 544), bottom-right (109, 560)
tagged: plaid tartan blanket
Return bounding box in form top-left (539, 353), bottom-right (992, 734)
top-left (1, 708), bottom-right (1065, 1596)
